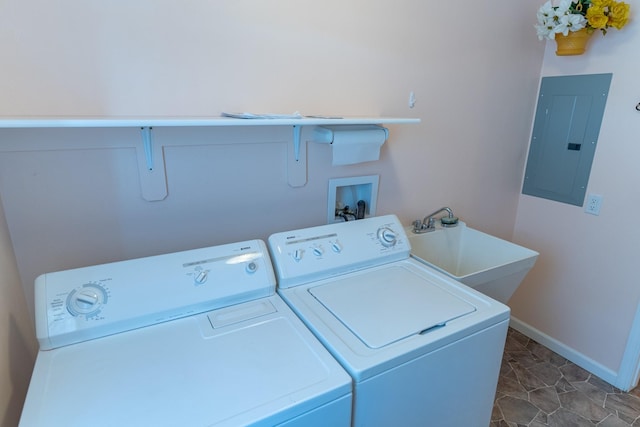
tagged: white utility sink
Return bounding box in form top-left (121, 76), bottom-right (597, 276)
top-left (406, 222), bottom-right (538, 304)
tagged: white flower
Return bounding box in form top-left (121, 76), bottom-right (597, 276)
top-left (537, 1), bottom-right (555, 23)
top-left (535, 1), bottom-right (562, 40)
top-left (556, 0), bottom-right (572, 14)
top-left (535, 22), bottom-right (556, 40)
top-left (552, 0), bottom-right (571, 29)
top-left (535, 0), bottom-right (588, 40)
top-left (557, 13), bottom-right (587, 35)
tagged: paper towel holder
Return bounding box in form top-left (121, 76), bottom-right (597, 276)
top-left (313, 125), bottom-right (389, 144)
top-left (312, 125), bottom-right (389, 166)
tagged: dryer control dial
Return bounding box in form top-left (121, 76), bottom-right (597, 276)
top-left (377, 227), bottom-right (398, 247)
top-left (245, 261), bottom-right (258, 274)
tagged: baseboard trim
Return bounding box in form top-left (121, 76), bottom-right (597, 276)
top-left (509, 316), bottom-right (624, 389)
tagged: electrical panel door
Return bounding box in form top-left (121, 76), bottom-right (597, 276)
top-left (522, 73), bottom-right (612, 206)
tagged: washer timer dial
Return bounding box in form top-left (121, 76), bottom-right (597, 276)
top-left (66, 283), bottom-right (109, 318)
top-left (377, 227), bottom-right (398, 247)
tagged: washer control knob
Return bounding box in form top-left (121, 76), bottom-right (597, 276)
top-left (246, 261), bottom-right (258, 274)
top-left (75, 290), bottom-right (99, 306)
top-left (194, 270), bottom-right (209, 284)
top-left (66, 283), bottom-right (108, 317)
top-left (331, 241), bottom-right (342, 253)
top-left (312, 246), bottom-right (324, 257)
top-left (377, 227), bottom-right (397, 247)
top-left (293, 249), bottom-right (303, 262)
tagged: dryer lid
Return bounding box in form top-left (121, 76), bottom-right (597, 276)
top-left (309, 266), bottom-right (476, 349)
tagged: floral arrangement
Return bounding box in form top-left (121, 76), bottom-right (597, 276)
top-left (536, 0), bottom-right (630, 40)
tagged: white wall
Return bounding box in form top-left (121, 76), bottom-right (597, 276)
top-left (0, 190), bottom-right (38, 427)
top-left (511, 12), bottom-right (640, 389)
top-left (0, 0), bottom-right (544, 422)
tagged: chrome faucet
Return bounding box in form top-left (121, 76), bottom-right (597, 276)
top-left (412, 207), bottom-right (458, 234)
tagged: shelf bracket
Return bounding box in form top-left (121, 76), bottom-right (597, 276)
top-left (287, 125), bottom-right (307, 187)
top-left (141, 127), bottom-right (155, 170)
top-left (136, 127), bottom-right (168, 201)
top-left (293, 125), bottom-right (301, 161)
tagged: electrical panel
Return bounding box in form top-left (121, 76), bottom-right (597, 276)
top-left (522, 73), bottom-right (612, 206)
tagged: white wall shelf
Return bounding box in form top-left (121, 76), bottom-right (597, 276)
top-left (0, 116), bottom-right (420, 128)
top-left (0, 116), bottom-right (420, 200)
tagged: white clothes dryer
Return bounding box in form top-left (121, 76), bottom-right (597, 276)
top-left (20, 240), bottom-right (352, 427)
top-left (268, 215), bottom-right (510, 427)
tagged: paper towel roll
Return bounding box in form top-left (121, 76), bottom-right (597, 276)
top-left (314, 126), bottom-right (389, 166)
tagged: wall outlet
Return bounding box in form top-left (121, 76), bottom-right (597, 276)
top-left (584, 193), bottom-right (603, 216)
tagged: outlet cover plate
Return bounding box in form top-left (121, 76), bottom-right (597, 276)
top-left (584, 193), bottom-right (603, 216)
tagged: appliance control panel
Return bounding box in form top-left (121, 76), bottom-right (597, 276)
top-left (268, 214), bottom-right (410, 288)
top-left (35, 240), bottom-right (276, 350)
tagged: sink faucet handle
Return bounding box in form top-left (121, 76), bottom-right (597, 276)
top-left (413, 219), bottom-right (422, 231)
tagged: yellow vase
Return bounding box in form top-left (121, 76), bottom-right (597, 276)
top-left (555, 28), bottom-right (592, 56)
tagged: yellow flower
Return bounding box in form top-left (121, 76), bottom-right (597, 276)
top-left (608, 2), bottom-right (630, 29)
top-left (586, 5), bottom-right (609, 29)
top-left (591, 0), bottom-right (611, 8)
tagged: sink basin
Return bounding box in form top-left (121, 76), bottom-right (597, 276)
top-left (406, 222), bottom-right (538, 304)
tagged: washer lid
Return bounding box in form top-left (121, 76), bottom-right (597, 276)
top-left (309, 266), bottom-right (476, 349)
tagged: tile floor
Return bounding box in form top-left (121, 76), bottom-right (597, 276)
top-left (492, 328), bottom-right (640, 426)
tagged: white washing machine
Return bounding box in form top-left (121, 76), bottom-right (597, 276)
top-left (268, 215), bottom-right (510, 427)
top-left (20, 240), bottom-right (352, 427)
